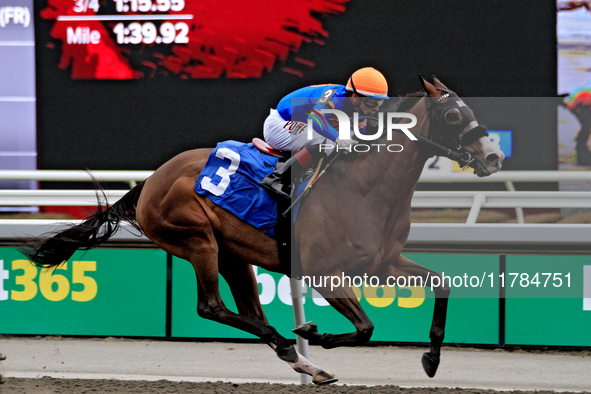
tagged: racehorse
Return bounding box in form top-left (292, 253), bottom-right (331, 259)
top-left (21, 76), bottom-right (504, 385)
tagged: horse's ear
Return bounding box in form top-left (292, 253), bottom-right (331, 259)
top-left (431, 75), bottom-right (448, 90)
top-left (419, 75), bottom-right (438, 97)
top-left (419, 74), bottom-right (427, 91)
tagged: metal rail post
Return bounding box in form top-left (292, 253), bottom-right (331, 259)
top-left (289, 277), bottom-right (312, 384)
top-left (466, 193), bottom-right (485, 224)
top-left (504, 181), bottom-right (525, 223)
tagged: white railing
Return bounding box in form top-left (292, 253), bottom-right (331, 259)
top-left (1, 170), bottom-right (591, 224)
top-left (419, 170), bottom-right (591, 182)
top-left (411, 191), bottom-right (591, 224)
top-left (0, 169), bottom-right (152, 188)
top-left (2, 169), bottom-right (591, 183)
top-left (419, 170), bottom-right (591, 223)
top-left (1, 190), bottom-right (590, 226)
top-left (0, 190), bottom-right (127, 206)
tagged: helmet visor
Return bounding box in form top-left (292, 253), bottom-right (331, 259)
top-left (361, 97), bottom-right (384, 108)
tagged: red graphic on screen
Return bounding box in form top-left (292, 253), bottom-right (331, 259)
top-left (41, 1), bottom-right (140, 79)
top-left (41, 0), bottom-right (349, 79)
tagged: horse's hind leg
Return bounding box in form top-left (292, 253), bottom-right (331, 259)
top-left (218, 257), bottom-right (267, 323)
top-left (386, 254), bottom-right (450, 378)
top-left (191, 247), bottom-right (297, 363)
top-left (293, 285), bottom-right (375, 349)
top-left (158, 200), bottom-right (298, 364)
top-left (218, 258), bottom-right (337, 385)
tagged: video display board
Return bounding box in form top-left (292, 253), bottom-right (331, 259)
top-left (33, 1), bottom-right (557, 173)
top-left (39, 0), bottom-right (349, 79)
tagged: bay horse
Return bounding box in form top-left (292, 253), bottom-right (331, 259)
top-left (21, 77), bottom-right (504, 385)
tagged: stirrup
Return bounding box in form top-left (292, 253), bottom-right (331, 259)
top-left (261, 155), bottom-right (298, 200)
top-left (261, 174), bottom-right (291, 199)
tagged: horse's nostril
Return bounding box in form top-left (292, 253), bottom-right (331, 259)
top-left (486, 153), bottom-right (499, 164)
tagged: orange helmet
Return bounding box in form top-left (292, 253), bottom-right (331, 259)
top-left (346, 67), bottom-right (389, 99)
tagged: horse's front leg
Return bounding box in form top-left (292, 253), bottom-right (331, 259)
top-left (219, 257), bottom-right (337, 385)
top-left (293, 284), bottom-right (375, 349)
top-left (384, 254), bottom-right (450, 378)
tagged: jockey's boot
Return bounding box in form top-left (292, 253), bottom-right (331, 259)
top-left (261, 155), bottom-right (301, 199)
top-left (261, 146), bottom-right (320, 199)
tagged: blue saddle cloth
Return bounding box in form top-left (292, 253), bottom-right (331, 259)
top-left (194, 141), bottom-right (279, 238)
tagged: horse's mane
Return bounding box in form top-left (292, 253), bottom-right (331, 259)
top-left (364, 91), bottom-right (425, 131)
top-left (395, 91), bottom-right (425, 113)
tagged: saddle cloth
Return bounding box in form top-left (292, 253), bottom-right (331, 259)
top-left (194, 140), bottom-right (279, 238)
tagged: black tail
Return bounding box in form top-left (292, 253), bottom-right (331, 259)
top-left (20, 181), bottom-right (145, 269)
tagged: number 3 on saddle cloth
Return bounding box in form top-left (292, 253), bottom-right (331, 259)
top-left (194, 140), bottom-right (320, 274)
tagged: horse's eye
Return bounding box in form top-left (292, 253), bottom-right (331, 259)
top-left (444, 108), bottom-right (461, 125)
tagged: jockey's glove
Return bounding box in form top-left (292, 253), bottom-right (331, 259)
top-left (336, 137), bottom-right (359, 154)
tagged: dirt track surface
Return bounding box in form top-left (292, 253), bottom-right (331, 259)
top-left (1, 337), bottom-right (591, 393)
top-left (2, 378), bottom-right (590, 394)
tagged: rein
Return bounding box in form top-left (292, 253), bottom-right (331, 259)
top-left (409, 131), bottom-right (474, 166)
top-left (281, 151), bottom-right (342, 216)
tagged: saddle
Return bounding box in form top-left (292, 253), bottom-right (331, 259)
top-left (252, 138), bottom-right (316, 173)
top-left (252, 138), bottom-right (289, 159)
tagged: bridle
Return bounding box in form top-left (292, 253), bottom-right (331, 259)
top-left (413, 88), bottom-right (489, 169)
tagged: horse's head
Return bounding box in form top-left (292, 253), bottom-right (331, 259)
top-left (420, 76), bottom-right (504, 177)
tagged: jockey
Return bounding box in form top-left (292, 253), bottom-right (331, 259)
top-left (564, 83), bottom-right (591, 166)
top-left (261, 67), bottom-right (389, 198)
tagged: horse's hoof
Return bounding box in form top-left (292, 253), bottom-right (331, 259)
top-left (421, 352), bottom-right (440, 378)
top-left (276, 345), bottom-right (298, 363)
top-left (312, 370), bottom-right (338, 385)
top-left (293, 321), bottom-right (318, 340)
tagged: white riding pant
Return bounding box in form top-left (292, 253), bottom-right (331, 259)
top-left (263, 109), bottom-right (334, 154)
